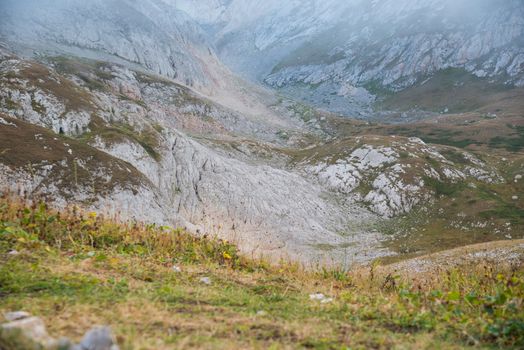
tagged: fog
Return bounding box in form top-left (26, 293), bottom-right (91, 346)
top-left (0, 0), bottom-right (521, 82)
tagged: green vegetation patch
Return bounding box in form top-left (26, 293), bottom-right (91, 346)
top-left (1, 98), bottom-right (19, 110)
top-left (287, 102), bottom-right (317, 123)
top-left (30, 98), bottom-right (47, 115)
top-left (423, 176), bottom-right (466, 197)
top-left (489, 125), bottom-right (524, 152)
top-left (86, 122), bottom-right (162, 162)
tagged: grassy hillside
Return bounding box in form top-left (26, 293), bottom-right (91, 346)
top-left (0, 196), bottom-right (523, 349)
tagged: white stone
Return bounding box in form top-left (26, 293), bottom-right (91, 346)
top-left (0, 317), bottom-right (54, 346)
top-left (320, 297), bottom-right (334, 304)
top-left (4, 311), bottom-right (31, 322)
top-left (309, 293), bottom-right (326, 301)
top-left (199, 277), bottom-right (212, 285)
top-left (79, 326), bottom-right (119, 350)
top-left (309, 293), bottom-right (334, 303)
top-left (0, 117), bottom-right (16, 127)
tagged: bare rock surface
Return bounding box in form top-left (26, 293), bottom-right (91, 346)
top-left (301, 137), bottom-right (502, 217)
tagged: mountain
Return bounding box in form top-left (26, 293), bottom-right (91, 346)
top-left (174, 0), bottom-right (524, 117)
top-left (0, 1), bottom-right (523, 267)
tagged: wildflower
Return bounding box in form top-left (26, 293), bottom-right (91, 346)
top-left (88, 212), bottom-right (97, 219)
top-left (223, 252), bottom-right (232, 260)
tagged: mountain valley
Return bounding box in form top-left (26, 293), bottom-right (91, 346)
top-left (0, 0), bottom-right (523, 267)
top-left (0, 1), bottom-right (524, 349)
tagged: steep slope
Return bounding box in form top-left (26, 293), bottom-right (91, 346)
top-left (0, 50), bottom-right (390, 266)
top-left (0, 0), bottom-right (213, 89)
top-left (2, 49), bottom-right (522, 266)
top-left (173, 0), bottom-right (344, 81)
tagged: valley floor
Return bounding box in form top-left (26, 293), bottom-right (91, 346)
top-left (1, 197), bottom-right (523, 349)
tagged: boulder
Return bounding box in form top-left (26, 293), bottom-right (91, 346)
top-left (76, 326), bottom-right (119, 350)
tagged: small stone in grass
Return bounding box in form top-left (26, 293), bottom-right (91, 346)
top-left (256, 310), bottom-right (267, 316)
top-left (7, 250), bottom-right (19, 256)
top-left (309, 293), bottom-right (334, 303)
top-left (4, 311), bottom-right (31, 322)
top-left (512, 196), bottom-right (519, 201)
top-left (172, 265), bottom-right (182, 273)
top-left (0, 316), bottom-right (54, 346)
top-left (199, 277), bottom-right (211, 285)
top-left (309, 293), bottom-right (326, 301)
top-left (87, 251), bottom-right (96, 257)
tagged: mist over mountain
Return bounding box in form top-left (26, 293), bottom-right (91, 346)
top-left (171, 0), bottom-right (524, 116)
top-left (3, 0), bottom-right (523, 117)
top-left (0, 0), bottom-right (221, 90)
top-left (1, 2), bottom-right (524, 347)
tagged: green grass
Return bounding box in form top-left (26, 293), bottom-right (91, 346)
top-left (420, 131), bottom-right (476, 149)
top-left (475, 184), bottom-right (524, 225)
top-left (84, 122), bottom-right (162, 162)
top-left (0, 196), bottom-right (523, 349)
top-left (1, 98), bottom-right (19, 110)
top-left (30, 99), bottom-right (47, 115)
top-left (489, 125), bottom-right (524, 152)
top-left (439, 149), bottom-right (467, 164)
top-left (287, 102), bottom-right (317, 123)
top-left (378, 67), bottom-right (514, 113)
top-left (424, 176), bottom-right (466, 197)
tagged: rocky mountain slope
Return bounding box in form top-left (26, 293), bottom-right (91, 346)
top-left (0, 1), bottom-right (522, 267)
top-left (0, 0), bottom-right (284, 121)
top-left (0, 47), bottom-right (389, 266)
top-left (173, 0), bottom-right (524, 117)
top-left (2, 47), bottom-right (521, 265)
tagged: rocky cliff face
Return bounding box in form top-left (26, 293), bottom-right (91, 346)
top-left (173, 0), bottom-right (524, 116)
top-left (4, 0), bottom-right (523, 117)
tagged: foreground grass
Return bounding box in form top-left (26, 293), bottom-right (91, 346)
top-left (0, 196), bottom-right (523, 349)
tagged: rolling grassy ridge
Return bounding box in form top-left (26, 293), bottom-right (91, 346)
top-left (0, 196), bottom-right (523, 349)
